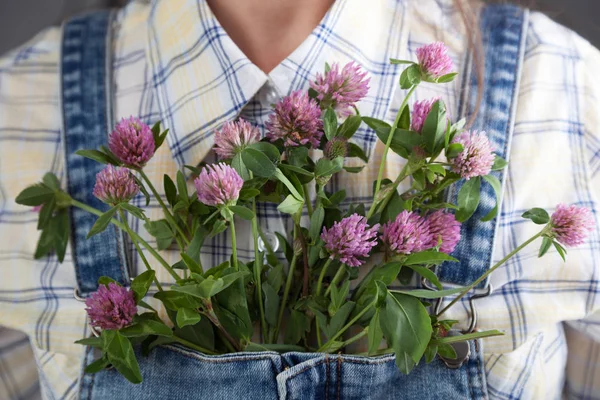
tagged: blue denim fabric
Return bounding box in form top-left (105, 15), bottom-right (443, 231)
top-left (61, 10), bottom-right (130, 296)
top-left (437, 5), bottom-right (528, 288)
top-left (63, 4), bottom-right (528, 399)
top-left (79, 342), bottom-right (487, 399)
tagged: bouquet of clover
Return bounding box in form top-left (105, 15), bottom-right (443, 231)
top-left (16, 42), bottom-right (595, 384)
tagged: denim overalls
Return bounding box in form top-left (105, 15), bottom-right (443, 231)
top-left (62, 4), bottom-right (529, 399)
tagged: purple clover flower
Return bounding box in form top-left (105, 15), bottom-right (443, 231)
top-left (450, 130), bottom-right (495, 180)
top-left (411, 97), bottom-right (440, 133)
top-left (320, 214), bottom-right (380, 267)
top-left (93, 165), bottom-right (139, 205)
top-left (550, 204), bottom-right (595, 247)
top-left (416, 42), bottom-right (454, 80)
top-left (266, 90), bottom-right (323, 148)
top-left (214, 118), bottom-right (260, 160)
top-left (310, 61), bottom-right (370, 117)
top-left (381, 211), bottom-right (433, 255)
top-left (109, 117), bottom-right (155, 168)
top-left (85, 282), bottom-right (137, 330)
top-left (194, 163), bottom-right (244, 207)
top-left (426, 210), bottom-right (461, 254)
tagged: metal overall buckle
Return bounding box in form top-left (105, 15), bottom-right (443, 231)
top-left (422, 278), bottom-right (493, 368)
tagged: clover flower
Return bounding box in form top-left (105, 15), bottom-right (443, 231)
top-left (85, 282), bottom-right (137, 330)
top-left (194, 163), bottom-right (243, 207)
top-left (310, 61), bottom-right (370, 116)
top-left (93, 165), bottom-right (139, 205)
top-left (266, 90), bottom-right (323, 148)
top-left (321, 214), bottom-right (380, 267)
top-left (411, 97), bottom-right (440, 133)
top-left (416, 42), bottom-right (454, 80)
top-left (108, 117), bottom-right (155, 168)
top-left (450, 130), bottom-right (495, 180)
top-left (426, 210), bottom-right (461, 254)
top-left (550, 204), bottom-right (595, 247)
top-left (381, 211), bottom-right (433, 255)
top-left (214, 118), bottom-right (260, 160)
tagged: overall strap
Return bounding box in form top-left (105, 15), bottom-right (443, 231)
top-left (437, 4), bottom-right (529, 288)
top-left (61, 10), bottom-right (130, 296)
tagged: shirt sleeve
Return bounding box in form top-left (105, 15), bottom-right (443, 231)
top-left (563, 33), bottom-right (600, 400)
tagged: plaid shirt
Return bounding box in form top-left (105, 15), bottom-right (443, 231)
top-left (1, 0), bottom-right (600, 398)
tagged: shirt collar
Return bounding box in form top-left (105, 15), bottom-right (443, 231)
top-left (147, 0), bottom-right (410, 169)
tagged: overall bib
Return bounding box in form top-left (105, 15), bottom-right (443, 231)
top-left (61, 4), bottom-right (529, 399)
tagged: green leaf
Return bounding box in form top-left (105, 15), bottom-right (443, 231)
top-left (262, 282), bottom-right (280, 327)
top-left (390, 286), bottom-right (466, 299)
top-left (156, 129), bottom-right (169, 150)
top-left (456, 177), bottom-right (481, 222)
top-left (553, 241), bottom-right (567, 262)
top-left (231, 153), bottom-right (250, 181)
top-left (42, 172), bottom-right (60, 190)
top-left (239, 188), bottom-right (261, 201)
top-left (309, 206), bottom-right (325, 242)
top-left (176, 171), bottom-right (189, 205)
top-left (436, 343), bottom-right (457, 359)
top-left (481, 175), bottom-right (502, 222)
top-left (120, 319), bottom-right (173, 338)
top-left (347, 142), bottom-right (369, 162)
top-left (432, 329), bottom-right (504, 344)
top-left (278, 163), bottom-right (313, 177)
top-left (445, 143), bottom-right (464, 158)
top-left (37, 196), bottom-right (56, 230)
top-left (343, 166), bottom-right (365, 174)
top-left (172, 279), bottom-right (223, 299)
top-left (277, 195), bottom-right (303, 215)
top-left (75, 149), bottom-right (116, 166)
top-left (131, 270), bottom-right (155, 302)
top-left (144, 219), bottom-right (175, 250)
top-left (213, 275), bottom-right (253, 342)
top-left (389, 58), bottom-right (414, 65)
top-left (121, 203), bottom-right (146, 220)
top-left (103, 331), bottom-right (143, 384)
top-left (287, 146), bottom-right (309, 167)
top-left (209, 219), bottom-right (227, 238)
top-left (229, 205), bottom-right (255, 220)
top-left (379, 292), bottom-right (432, 373)
top-left (315, 157), bottom-right (344, 177)
top-left (325, 302), bottom-right (355, 337)
top-left (75, 336), bottom-right (104, 348)
top-left (151, 121), bottom-right (161, 143)
top-left (87, 206), bottom-right (118, 239)
top-left (84, 357), bottom-right (111, 374)
top-left (403, 251), bottom-right (458, 266)
top-left (15, 183), bottom-right (55, 206)
top-left (186, 225), bottom-right (208, 262)
top-left (491, 155), bottom-right (508, 171)
top-left (436, 72), bottom-right (458, 83)
top-left (242, 147), bottom-right (277, 178)
top-left (133, 175), bottom-right (150, 207)
top-left (425, 343), bottom-right (438, 363)
top-left (336, 115), bottom-right (362, 139)
top-left (154, 290), bottom-right (202, 311)
top-left (98, 276), bottom-right (118, 286)
top-left (400, 64), bottom-right (421, 89)
top-left (368, 311), bottom-right (384, 355)
top-left (323, 107), bottom-right (338, 140)
top-left (522, 208), bottom-right (550, 225)
top-left (406, 265), bottom-right (443, 290)
top-left (284, 309), bottom-right (311, 345)
top-left (421, 100), bottom-right (447, 154)
top-left (164, 174), bottom-right (178, 207)
top-left (180, 252), bottom-right (203, 275)
top-left (538, 236), bottom-right (552, 258)
top-left (176, 308), bottom-right (201, 328)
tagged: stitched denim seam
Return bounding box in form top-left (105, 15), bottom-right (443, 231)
top-left (325, 353), bottom-right (330, 400)
top-left (163, 344), bottom-right (280, 364)
top-left (336, 355), bottom-right (342, 400)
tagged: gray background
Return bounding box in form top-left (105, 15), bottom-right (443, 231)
top-left (0, 0), bottom-right (599, 56)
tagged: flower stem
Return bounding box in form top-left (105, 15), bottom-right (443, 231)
top-left (71, 199), bottom-right (181, 281)
top-left (340, 328), bottom-right (368, 348)
top-left (118, 208), bottom-right (163, 291)
top-left (369, 84), bottom-right (417, 219)
top-left (138, 170), bottom-right (190, 246)
top-left (204, 302), bottom-right (241, 352)
top-left (303, 184), bottom-right (313, 217)
top-left (173, 335), bottom-right (218, 355)
top-left (316, 258), bottom-right (334, 296)
top-left (229, 217), bottom-right (238, 271)
top-left (274, 253), bottom-right (298, 342)
top-left (297, 223), bottom-right (310, 297)
top-left (318, 300), bottom-right (376, 352)
top-left (249, 175), bottom-right (267, 341)
top-left (437, 229), bottom-right (546, 317)
top-left (324, 263), bottom-right (346, 297)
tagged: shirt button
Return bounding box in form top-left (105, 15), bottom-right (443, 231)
top-left (258, 231), bottom-right (280, 253)
top-left (259, 81), bottom-right (281, 107)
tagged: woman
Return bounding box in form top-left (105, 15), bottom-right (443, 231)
top-left (0, 0), bottom-right (599, 398)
